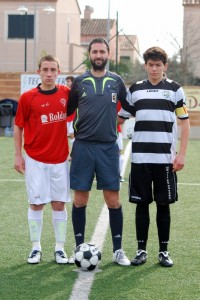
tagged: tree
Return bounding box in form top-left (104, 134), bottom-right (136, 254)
top-left (161, 32), bottom-right (200, 85)
top-left (167, 55), bottom-right (200, 86)
top-left (81, 49), bottom-right (200, 86)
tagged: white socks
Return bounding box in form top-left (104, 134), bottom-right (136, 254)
top-left (52, 209), bottom-right (67, 252)
top-left (28, 208), bottom-right (67, 253)
top-left (28, 208), bottom-right (43, 251)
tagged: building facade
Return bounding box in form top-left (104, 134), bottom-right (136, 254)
top-left (0, 1), bottom-right (139, 73)
top-left (182, 0), bottom-right (200, 78)
top-left (0, 0), bottom-right (85, 73)
top-left (81, 5), bottom-right (140, 66)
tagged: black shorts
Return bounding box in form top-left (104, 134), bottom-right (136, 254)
top-left (70, 139), bottom-right (120, 191)
top-left (129, 163), bottom-right (178, 205)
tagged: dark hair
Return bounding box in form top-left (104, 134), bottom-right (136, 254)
top-left (38, 55), bottom-right (60, 70)
top-left (88, 38), bottom-right (110, 53)
top-left (143, 47), bottom-right (168, 65)
top-left (66, 75), bottom-right (75, 82)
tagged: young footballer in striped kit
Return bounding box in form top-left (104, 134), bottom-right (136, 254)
top-left (118, 46), bottom-right (190, 267)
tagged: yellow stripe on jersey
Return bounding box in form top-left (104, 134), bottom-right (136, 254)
top-left (175, 105), bottom-right (188, 118)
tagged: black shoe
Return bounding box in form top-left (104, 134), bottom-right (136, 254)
top-left (131, 250), bottom-right (147, 266)
top-left (158, 251), bottom-right (173, 267)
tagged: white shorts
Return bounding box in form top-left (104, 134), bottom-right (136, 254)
top-left (117, 132), bottom-right (123, 151)
top-left (67, 121), bottom-right (74, 135)
top-left (25, 155), bottom-right (71, 205)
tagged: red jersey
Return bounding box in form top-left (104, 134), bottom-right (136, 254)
top-left (117, 101), bottom-right (122, 133)
top-left (15, 84), bottom-right (70, 164)
top-left (66, 85), bottom-right (76, 122)
top-left (66, 111), bottom-right (76, 122)
top-left (117, 123), bottom-right (122, 133)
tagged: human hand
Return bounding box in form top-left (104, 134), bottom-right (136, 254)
top-left (173, 154), bottom-right (185, 172)
top-left (14, 154), bottom-right (25, 174)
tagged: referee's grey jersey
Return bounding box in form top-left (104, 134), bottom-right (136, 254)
top-left (118, 78), bottom-right (189, 164)
top-left (67, 70), bottom-right (127, 143)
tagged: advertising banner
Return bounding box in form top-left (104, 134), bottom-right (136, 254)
top-left (183, 87), bottom-right (200, 112)
top-left (20, 74), bottom-right (73, 94)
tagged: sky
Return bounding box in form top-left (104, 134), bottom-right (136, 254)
top-left (78, 0), bottom-right (183, 58)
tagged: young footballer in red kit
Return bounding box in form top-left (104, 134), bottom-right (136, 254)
top-left (14, 55), bottom-right (73, 264)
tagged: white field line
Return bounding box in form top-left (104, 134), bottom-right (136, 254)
top-left (0, 179), bottom-right (199, 186)
top-left (1, 142), bottom-right (199, 300)
top-left (0, 179), bottom-right (25, 182)
top-left (114, 182), bottom-right (200, 186)
top-left (177, 183), bottom-right (200, 186)
top-left (69, 140), bottom-right (132, 300)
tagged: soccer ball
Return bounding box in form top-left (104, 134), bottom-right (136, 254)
top-left (74, 243), bottom-right (101, 271)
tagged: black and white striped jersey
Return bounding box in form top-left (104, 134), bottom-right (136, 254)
top-left (118, 78), bottom-right (189, 164)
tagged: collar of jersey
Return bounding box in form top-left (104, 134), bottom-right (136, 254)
top-left (37, 84), bottom-right (58, 95)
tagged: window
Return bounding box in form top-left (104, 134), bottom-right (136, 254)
top-left (8, 14), bottom-right (34, 39)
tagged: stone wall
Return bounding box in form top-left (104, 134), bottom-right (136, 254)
top-left (0, 73), bottom-right (21, 101)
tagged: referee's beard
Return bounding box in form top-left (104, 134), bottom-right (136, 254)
top-left (91, 58), bottom-right (108, 71)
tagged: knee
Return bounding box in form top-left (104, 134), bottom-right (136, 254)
top-left (156, 203), bottom-right (170, 215)
top-left (51, 201), bottom-right (65, 211)
top-left (73, 191), bottom-right (89, 207)
top-left (105, 194), bottom-right (121, 209)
